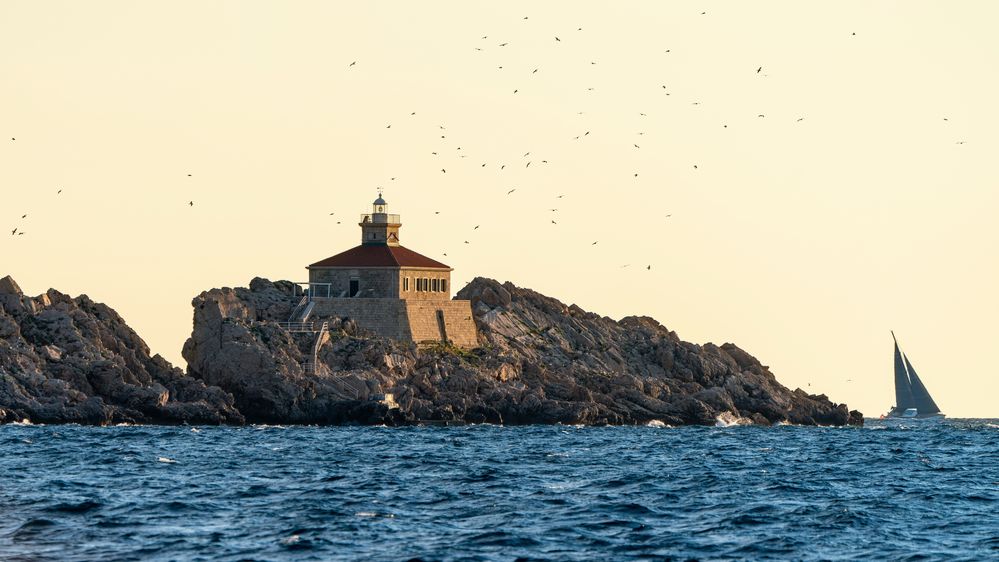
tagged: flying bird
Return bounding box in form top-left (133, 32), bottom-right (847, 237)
top-left (499, 42), bottom-right (508, 46)
top-left (189, 201), bottom-right (194, 206)
top-left (474, 225), bottom-right (480, 230)
top-left (555, 36), bottom-right (560, 42)
top-left (349, 61), bottom-right (356, 67)
top-left (513, 89), bottom-right (518, 94)
top-left (693, 165), bottom-right (698, 169)
top-left (533, 68), bottom-right (538, 74)
top-left (57, 189), bottom-right (62, 194)
top-left (507, 188), bottom-right (517, 195)
top-left (556, 195), bottom-right (564, 198)
top-left (796, 117), bottom-right (804, 122)
top-left (464, 240), bottom-right (469, 244)
top-left (551, 220), bottom-right (557, 224)
top-left (526, 161), bottom-right (531, 168)
top-left (10, 228), bottom-right (16, 236)
top-left (634, 144), bottom-right (640, 148)
top-left (21, 214), bottom-right (27, 219)
top-left (442, 169), bottom-right (446, 173)
top-left (757, 66), bottom-right (762, 73)
top-left (591, 241), bottom-right (598, 245)
top-left (646, 265), bottom-right (651, 270)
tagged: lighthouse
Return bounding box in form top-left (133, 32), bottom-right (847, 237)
top-left (303, 194), bottom-right (478, 347)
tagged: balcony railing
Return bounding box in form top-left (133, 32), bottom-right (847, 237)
top-left (360, 213), bottom-right (401, 224)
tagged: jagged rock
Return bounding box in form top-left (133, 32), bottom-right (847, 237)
top-left (0, 276), bottom-right (242, 425)
top-left (180, 276), bottom-right (861, 426)
top-left (0, 273), bottom-right (860, 427)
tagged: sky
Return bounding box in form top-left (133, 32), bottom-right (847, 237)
top-left (2, 1), bottom-right (997, 418)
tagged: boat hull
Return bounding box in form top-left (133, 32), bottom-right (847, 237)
top-left (883, 410), bottom-right (946, 420)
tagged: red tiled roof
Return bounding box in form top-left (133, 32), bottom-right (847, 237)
top-left (309, 245), bottom-right (451, 269)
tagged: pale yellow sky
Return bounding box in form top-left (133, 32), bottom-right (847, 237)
top-left (2, 1), bottom-right (997, 417)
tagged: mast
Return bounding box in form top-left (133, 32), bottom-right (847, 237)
top-left (903, 353), bottom-right (941, 415)
top-left (892, 331), bottom-right (915, 412)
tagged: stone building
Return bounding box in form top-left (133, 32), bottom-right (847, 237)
top-left (303, 195), bottom-right (478, 348)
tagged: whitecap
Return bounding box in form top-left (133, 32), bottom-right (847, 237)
top-left (715, 412), bottom-right (751, 427)
top-left (157, 457), bottom-right (177, 464)
top-left (646, 420), bottom-right (670, 428)
top-left (280, 535), bottom-right (301, 545)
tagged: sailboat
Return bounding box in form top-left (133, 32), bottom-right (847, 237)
top-left (885, 332), bottom-right (945, 419)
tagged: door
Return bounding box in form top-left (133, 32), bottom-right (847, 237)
top-left (349, 279), bottom-right (359, 297)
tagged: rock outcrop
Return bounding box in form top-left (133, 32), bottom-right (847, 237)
top-left (181, 277), bottom-right (863, 426)
top-left (0, 276), bottom-right (242, 425)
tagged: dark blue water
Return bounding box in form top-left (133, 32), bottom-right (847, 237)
top-left (1, 421), bottom-right (997, 561)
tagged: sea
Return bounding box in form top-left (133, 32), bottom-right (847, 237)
top-left (1, 420), bottom-right (996, 561)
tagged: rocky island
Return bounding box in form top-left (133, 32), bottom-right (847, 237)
top-left (0, 274), bottom-right (861, 426)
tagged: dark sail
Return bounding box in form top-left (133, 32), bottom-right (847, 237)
top-left (892, 332), bottom-right (915, 411)
top-left (903, 354), bottom-right (941, 415)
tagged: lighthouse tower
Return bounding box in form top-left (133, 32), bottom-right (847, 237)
top-left (360, 192), bottom-right (402, 246)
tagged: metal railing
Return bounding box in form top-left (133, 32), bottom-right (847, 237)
top-left (359, 213), bottom-right (400, 224)
top-left (287, 295), bottom-right (308, 322)
top-left (277, 321), bottom-right (316, 333)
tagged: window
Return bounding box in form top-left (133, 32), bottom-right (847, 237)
top-left (403, 277), bottom-right (409, 292)
top-left (432, 278), bottom-right (439, 292)
top-left (441, 279), bottom-right (447, 293)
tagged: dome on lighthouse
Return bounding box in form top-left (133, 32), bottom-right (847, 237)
top-left (373, 195), bottom-right (386, 206)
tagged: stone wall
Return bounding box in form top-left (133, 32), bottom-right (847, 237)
top-left (404, 300), bottom-right (478, 348)
top-left (312, 298), bottom-right (410, 340)
top-left (308, 268), bottom-right (400, 299)
top-left (311, 298), bottom-right (478, 348)
top-left (398, 267), bottom-right (452, 302)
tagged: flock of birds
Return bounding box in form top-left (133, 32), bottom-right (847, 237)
top-left (6, 12), bottom-right (969, 277)
top-left (330, 17), bottom-right (815, 270)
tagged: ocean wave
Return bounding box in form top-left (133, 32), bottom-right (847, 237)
top-left (1, 422), bottom-right (996, 560)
